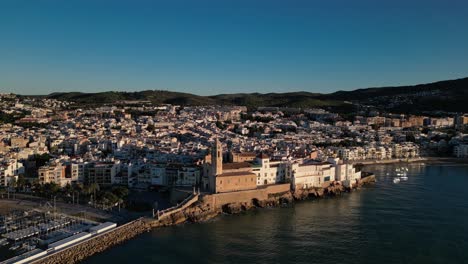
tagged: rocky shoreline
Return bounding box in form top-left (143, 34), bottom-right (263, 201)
top-left (34, 175), bottom-right (375, 264)
top-left (150, 175), bottom-right (376, 228)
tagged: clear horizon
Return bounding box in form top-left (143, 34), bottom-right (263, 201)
top-left (1, 0), bottom-right (468, 95)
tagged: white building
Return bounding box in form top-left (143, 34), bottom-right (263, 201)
top-left (327, 158), bottom-right (361, 187)
top-left (174, 166), bottom-right (201, 186)
top-left (454, 144), bottom-right (468, 158)
top-left (252, 154), bottom-right (289, 186)
top-left (0, 159), bottom-right (25, 187)
top-left (290, 160), bottom-right (336, 190)
top-left (71, 163), bottom-right (87, 183)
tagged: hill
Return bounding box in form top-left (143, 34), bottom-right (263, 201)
top-left (32, 77), bottom-right (468, 113)
top-left (320, 77), bottom-right (468, 113)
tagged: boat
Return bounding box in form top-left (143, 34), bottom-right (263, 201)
top-left (9, 244), bottom-right (20, 251)
top-left (0, 238), bottom-right (8, 246)
top-left (400, 176), bottom-right (408, 180)
top-left (393, 178), bottom-right (400, 183)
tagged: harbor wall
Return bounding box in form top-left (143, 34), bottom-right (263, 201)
top-left (31, 219), bottom-right (149, 264)
top-left (30, 179), bottom-right (375, 264)
top-left (202, 183), bottom-right (290, 209)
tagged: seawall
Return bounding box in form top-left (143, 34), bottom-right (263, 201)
top-left (351, 157), bottom-right (427, 165)
top-left (32, 177), bottom-right (375, 263)
top-left (32, 219), bottom-right (150, 264)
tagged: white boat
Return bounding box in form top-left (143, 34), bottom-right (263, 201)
top-left (9, 244), bottom-right (20, 251)
top-left (400, 176), bottom-right (408, 180)
top-left (0, 238), bottom-right (8, 246)
top-left (393, 178), bottom-right (400, 183)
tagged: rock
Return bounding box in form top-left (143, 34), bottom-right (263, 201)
top-left (358, 175), bottom-right (376, 186)
top-left (222, 203), bottom-right (243, 214)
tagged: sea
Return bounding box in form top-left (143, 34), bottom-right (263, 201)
top-left (85, 164), bottom-right (468, 264)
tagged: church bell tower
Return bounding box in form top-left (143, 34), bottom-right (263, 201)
top-left (211, 138), bottom-right (223, 176)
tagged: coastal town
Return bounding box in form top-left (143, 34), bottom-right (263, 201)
top-left (0, 92), bottom-right (468, 263)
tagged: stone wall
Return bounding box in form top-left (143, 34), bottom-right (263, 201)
top-left (358, 174), bottom-right (376, 186)
top-left (32, 219), bottom-right (150, 264)
top-left (151, 183), bottom-right (292, 226)
top-left (158, 194), bottom-right (199, 220)
top-left (31, 180), bottom-right (375, 264)
top-left (215, 173), bottom-right (257, 193)
top-left (170, 189), bottom-right (192, 204)
top-left (203, 183), bottom-right (290, 209)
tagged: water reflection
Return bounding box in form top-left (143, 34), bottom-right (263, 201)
top-left (86, 164), bottom-right (468, 264)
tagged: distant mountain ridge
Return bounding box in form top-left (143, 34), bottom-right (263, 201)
top-left (33, 77), bottom-right (468, 113)
top-left (321, 77), bottom-right (468, 113)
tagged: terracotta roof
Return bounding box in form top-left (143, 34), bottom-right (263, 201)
top-left (299, 160), bottom-right (331, 166)
top-left (217, 172), bottom-right (256, 177)
top-left (222, 162), bottom-right (252, 170)
top-left (237, 152), bottom-right (256, 157)
top-left (258, 153), bottom-right (269, 159)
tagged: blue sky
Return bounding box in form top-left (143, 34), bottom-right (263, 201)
top-left (1, 0), bottom-right (468, 95)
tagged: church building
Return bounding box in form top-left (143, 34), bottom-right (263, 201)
top-left (208, 138), bottom-right (257, 193)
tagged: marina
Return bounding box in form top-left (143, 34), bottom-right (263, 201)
top-left (0, 208), bottom-right (115, 263)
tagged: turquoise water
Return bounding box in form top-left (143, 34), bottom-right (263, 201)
top-left (85, 164), bottom-right (468, 264)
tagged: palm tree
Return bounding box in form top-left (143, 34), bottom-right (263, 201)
top-left (63, 183), bottom-right (73, 201)
top-left (73, 182), bottom-right (84, 194)
top-left (84, 183), bottom-right (100, 206)
top-left (15, 175), bottom-right (27, 192)
top-left (32, 181), bottom-right (42, 196)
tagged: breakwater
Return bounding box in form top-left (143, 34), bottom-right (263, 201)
top-left (31, 219), bottom-right (150, 264)
top-left (33, 176), bottom-right (375, 263)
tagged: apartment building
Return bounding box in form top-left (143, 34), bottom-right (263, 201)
top-left (290, 160), bottom-right (336, 190)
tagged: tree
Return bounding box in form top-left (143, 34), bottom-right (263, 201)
top-left (32, 180), bottom-right (43, 196)
top-left (98, 191), bottom-right (119, 208)
top-left (215, 121), bottom-right (225, 130)
top-left (84, 183), bottom-right (100, 195)
top-left (63, 183), bottom-right (73, 196)
top-left (72, 182), bottom-right (84, 194)
top-left (34, 153), bottom-right (51, 167)
top-left (15, 175), bottom-right (27, 192)
top-left (112, 186), bottom-right (129, 200)
top-left (406, 134), bottom-right (416, 143)
top-left (146, 124), bottom-right (155, 132)
top-left (43, 182), bottom-right (60, 197)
